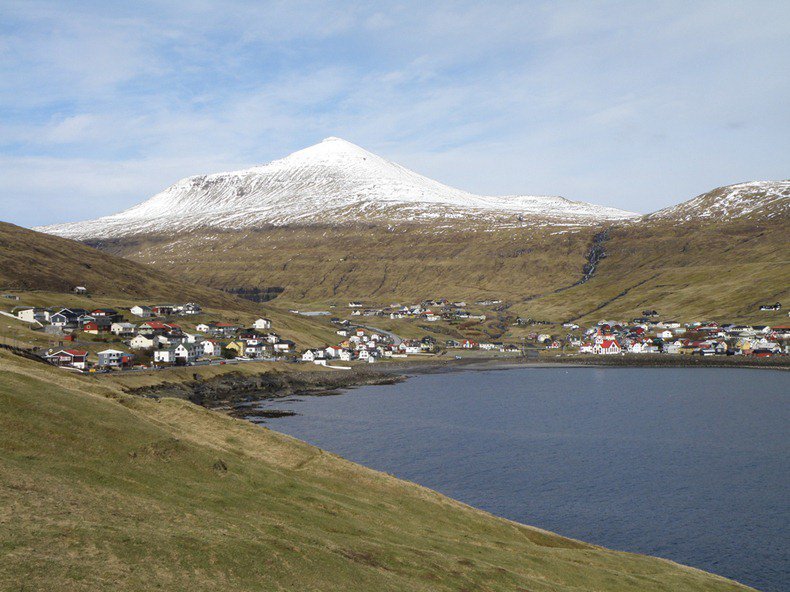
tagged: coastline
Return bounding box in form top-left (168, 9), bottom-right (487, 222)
top-left (117, 353), bottom-right (788, 419)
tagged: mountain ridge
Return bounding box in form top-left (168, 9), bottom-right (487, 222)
top-left (36, 137), bottom-right (639, 239)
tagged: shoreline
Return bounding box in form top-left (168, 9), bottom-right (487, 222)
top-left (118, 353), bottom-right (788, 419)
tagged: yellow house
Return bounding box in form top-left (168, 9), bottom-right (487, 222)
top-left (224, 340), bottom-right (245, 356)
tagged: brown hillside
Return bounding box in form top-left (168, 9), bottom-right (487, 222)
top-left (0, 221), bottom-right (246, 308)
top-left (83, 210), bottom-right (789, 323)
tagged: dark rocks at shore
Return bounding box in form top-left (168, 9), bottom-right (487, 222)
top-left (229, 408), bottom-right (299, 420)
top-left (124, 369), bottom-right (405, 408)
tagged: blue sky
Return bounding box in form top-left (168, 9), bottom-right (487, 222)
top-left (1, 0), bottom-right (788, 227)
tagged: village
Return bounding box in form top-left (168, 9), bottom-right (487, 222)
top-left (3, 293), bottom-right (299, 371)
top-left (308, 299), bottom-right (790, 359)
top-left (2, 290), bottom-right (787, 372)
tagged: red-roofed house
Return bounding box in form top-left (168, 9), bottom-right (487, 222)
top-left (593, 340), bottom-right (621, 355)
top-left (45, 349), bottom-right (88, 369)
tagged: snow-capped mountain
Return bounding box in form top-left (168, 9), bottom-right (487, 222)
top-left (37, 137), bottom-right (638, 240)
top-left (647, 180), bottom-right (790, 222)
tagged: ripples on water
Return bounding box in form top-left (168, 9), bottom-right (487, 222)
top-left (256, 367), bottom-right (789, 591)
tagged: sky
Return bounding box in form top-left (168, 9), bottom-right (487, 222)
top-left (1, 0), bottom-right (789, 227)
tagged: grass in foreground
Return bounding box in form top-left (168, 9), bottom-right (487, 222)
top-left (0, 351), bottom-right (753, 591)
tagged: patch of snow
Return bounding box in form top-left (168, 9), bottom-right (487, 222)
top-left (648, 180), bottom-right (789, 220)
top-left (38, 137), bottom-right (639, 240)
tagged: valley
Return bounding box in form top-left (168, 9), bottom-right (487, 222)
top-left (34, 139), bottom-right (788, 325)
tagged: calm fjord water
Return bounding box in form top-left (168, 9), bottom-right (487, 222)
top-left (257, 367), bottom-right (788, 591)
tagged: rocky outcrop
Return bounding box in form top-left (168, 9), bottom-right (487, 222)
top-left (124, 368), bottom-right (404, 407)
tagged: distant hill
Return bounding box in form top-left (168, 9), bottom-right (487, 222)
top-left (28, 141), bottom-right (790, 323)
top-left (0, 221), bottom-right (248, 308)
top-left (647, 180), bottom-right (789, 222)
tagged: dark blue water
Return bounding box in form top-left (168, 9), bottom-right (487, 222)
top-left (256, 367), bottom-right (789, 591)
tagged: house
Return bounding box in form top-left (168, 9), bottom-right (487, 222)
top-left (461, 339), bottom-right (478, 349)
top-left (130, 334), bottom-right (156, 349)
top-left (207, 322), bottom-right (239, 337)
top-left (199, 339), bottom-right (220, 356)
top-left (16, 307), bottom-right (48, 323)
top-left (73, 286), bottom-right (88, 294)
top-left (139, 321), bottom-right (178, 334)
top-left (325, 346), bottom-right (344, 358)
top-left (479, 342), bottom-right (500, 350)
top-left (50, 309), bottom-right (85, 329)
top-left (91, 308), bottom-right (121, 320)
top-left (338, 349), bottom-right (352, 361)
top-left (301, 349), bottom-right (323, 362)
top-left (272, 340), bottom-right (294, 353)
top-left (759, 302), bottom-right (782, 311)
top-left (152, 305), bottom-right (176, 316)
top-left (593, 340), bottom-right (621, 355)
top-left (82, 319), bottom-right (112, 334)
top-left (657, 330), bottom-right (674, 340)
top-left (154, 343), bottom-right (198, 365)
top-left (130, 305), bottom-right (153, 318)
top-left (399, 341), bottom-right (422, 355)
top-left (181, 303), bottom-right (202, 315)
top-left (97, 349), bottom-right (134, 367)
top-left (348, 301), bottom-right (363, 308)
top-left (110, 322), bottom-right (136, 336)
top-left (253, 318), bottom-right (272, 330)
top-left (244, 342), bottom-right (267, 358)
top-left (224, 340), bottom-right (246, 356)
top-left (45, 349), bottom-right (88, 369)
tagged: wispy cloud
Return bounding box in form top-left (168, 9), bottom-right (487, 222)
top-left (1, 0), bottom-right (788, 226)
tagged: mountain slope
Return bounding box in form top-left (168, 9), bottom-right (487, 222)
top-left (60, 179), bottom-right (788, 323)
top-left (0, 350), bottom-right (754, 591)
top-left (0, 221), bottom-right (245, 306)
top-left (647, 180), bottom-right (789, 222)
top-left (37, 137), bottom-right (638, 239)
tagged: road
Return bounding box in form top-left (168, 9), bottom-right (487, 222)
top-left (356, 324), bottom-right (403, 345)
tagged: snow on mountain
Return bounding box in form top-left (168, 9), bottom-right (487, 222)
top-left (647, 180), bottom-right (790, 222)
top-left (38, 137), bottom-right (638, 240)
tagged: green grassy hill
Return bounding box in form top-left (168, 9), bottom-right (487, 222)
top-left (0, 351), bottom-right (753, 591)
top-left (90, 210), bottom-right (788, 324)
top-left (520, 215), bottom-right (790, 324)
top-left (0, 222), bottom-right (341, 348)
top-left (0, 221), bottom-right (247, 307)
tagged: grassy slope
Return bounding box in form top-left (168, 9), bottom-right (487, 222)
top-left (89, 212), bottom-right (788, 325)
top-left (521, 217), bottom-right (790, 324)
top-left (91, 224), bottom-right (591, 303)
top-left (0, 351), bottom-right (752, 591)
top-left (0, 221), bottom-right (339, 347)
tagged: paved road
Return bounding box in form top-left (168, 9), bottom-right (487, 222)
top-left (357, 324), bottom-right (403, 345)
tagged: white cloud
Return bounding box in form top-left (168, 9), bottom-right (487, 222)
top-left (0, 0), bottom-right (788, 226)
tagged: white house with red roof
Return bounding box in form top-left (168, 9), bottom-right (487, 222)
top-left (593, 340), bottom-right (621, 355)
top-left (45, 349), bottom-right (88, 369)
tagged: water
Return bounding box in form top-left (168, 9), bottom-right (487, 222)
top-left (255, 367), bottom-right (789, 591)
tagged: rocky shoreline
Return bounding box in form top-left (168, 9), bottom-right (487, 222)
top-left (123, 366), bottom-right (405, 413)
top-left (122, 354), bottom-right (787, 418)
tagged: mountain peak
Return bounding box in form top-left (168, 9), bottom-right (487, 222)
top-left (277, 136), bottom-right (376, 165)
top-left (36, 139), bottom-right (639, 240)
